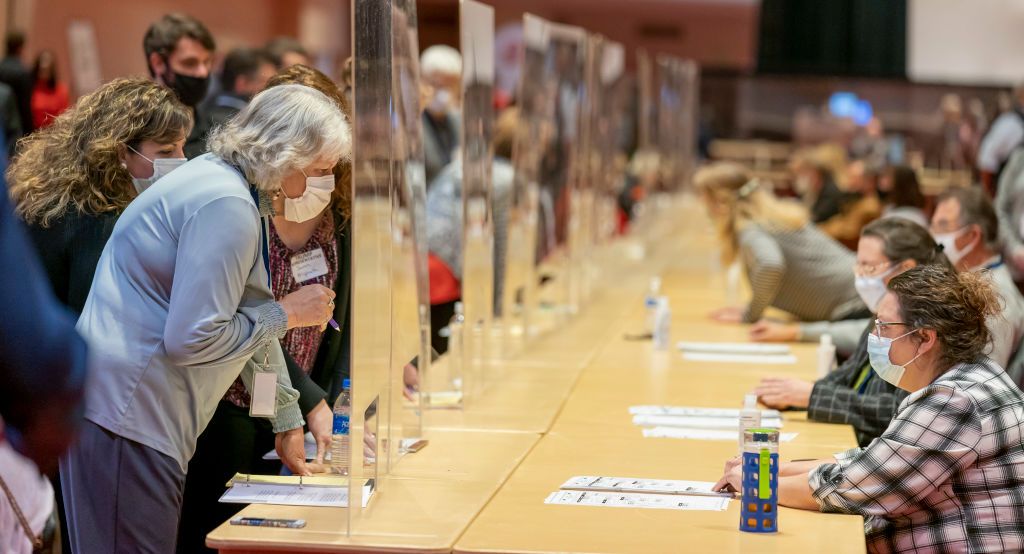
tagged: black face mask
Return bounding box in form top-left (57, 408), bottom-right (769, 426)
top-left (163, 65), bottom-right (209, 108)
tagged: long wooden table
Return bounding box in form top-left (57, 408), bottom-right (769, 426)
top-left (208, 201), bottom-right (866, 553)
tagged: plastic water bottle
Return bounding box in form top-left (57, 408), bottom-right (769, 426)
top-left (738, 393), bottom-right (761, 449)
top-left (816, 334), bottom-right (836, 378)
top-left (652, 296), bottom-right (671, 350)
top-left (447, 302), bottom-right (465, 387)
top-left (644, 277), bottom-right (662, 334)
top-left (330, 378), bottom-right (351, 476)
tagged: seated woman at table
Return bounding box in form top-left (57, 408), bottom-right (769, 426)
top-left (717, 264), bottom-right (1024, 553)
top-left (754, 218), bottom-right (951, 446)
top-left (696, 163), bottom-right (867, 324)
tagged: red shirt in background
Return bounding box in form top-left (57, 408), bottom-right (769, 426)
top-left (31, 81), bottom-right (70, 130)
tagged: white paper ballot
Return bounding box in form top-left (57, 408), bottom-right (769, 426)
top-left (642, 427), bottom-right (798, 442)
top-left (681, 352), bottom-right (798, 365)
top-left (677, 342), bottom-right (791, 355)
top-left (544, 490), bottom-right (730, 511)
top-left (632, 414), bottom-right (784, 429)
top-left (560, 476), bottom-right (732, 498)
top-left (629, 406), bottom-right (782, 419)
top-left (219, 481), bottom-right (372, 508)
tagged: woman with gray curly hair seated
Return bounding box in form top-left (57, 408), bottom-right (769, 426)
top-left (61, 84), bottom-right (350, 553)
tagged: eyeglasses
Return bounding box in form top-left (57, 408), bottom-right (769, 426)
top-left (854, 261), bottom-right (893, 278)
top-left (874, 319), bottom-right (911, 337)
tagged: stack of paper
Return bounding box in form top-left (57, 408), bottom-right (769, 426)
top-left (543, 476), bottom-right (733, 511)
top-left (642, 427), bottom-right (798, 442)
top-left (629, 405), bottom-right (797, 442)
top-left (677, 341), bottom-right (797, 365)
top-left (219, 473), bottom-right (373, 508)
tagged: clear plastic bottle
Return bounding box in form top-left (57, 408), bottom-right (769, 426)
top-left (330, 378), bottom-right (351, 476)
top-left (816, 334), bottom-right (836, 378)
top-left (447, 302), bottom-right (465, 389)
top-left (644, 277), bottom-right (662, 334)
top-left (738, 393), bottom-right (761, 449)
top-left (652, 296), bottom-right (671, 350)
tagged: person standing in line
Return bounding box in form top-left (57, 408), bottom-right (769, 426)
top-left (420, 45), bottom-right (462, 188)
top-left (193, 47), bottom-right (276, 153)
top-left (0, 30), bottom-right (34, 136)
top-left (143, 13), bottom-right (216, 159)
top-left (60, 85), bottom-right (346, 553)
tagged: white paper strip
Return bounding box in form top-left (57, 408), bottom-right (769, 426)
top-left (632, 414), bottom-right (784, 429)
top-left (544, 490), bottom-right (730, 511)
top-left (682, 352), bottom-right (798, 365)
top-left (642, 427), bottom-right (798, 442)
top-left (629, 406), bottom-right (782, 419)
top-left (677, 342), bottom-right (792, 355)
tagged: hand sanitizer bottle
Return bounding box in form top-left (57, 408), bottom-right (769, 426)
top-left (738, 393), bottom-right (761, 449)
top-left (817, 334), bottom-right (836, 378)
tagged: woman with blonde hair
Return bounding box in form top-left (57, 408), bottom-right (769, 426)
top-left (8, 77), bottom-right (192, 313)
top-left (697, 162), bottom-right (865, 323)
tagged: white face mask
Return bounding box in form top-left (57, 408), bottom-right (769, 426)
top-left (127, 145), bottom-right (187, 194)
top-left (867, 329), bottom-right (923, 388)
top-left (932, 227), bottom-right (972, 266)
top-left (283, 170), bottom-right (334, 223)
top-left (854, 265), bottom-right (898, 312)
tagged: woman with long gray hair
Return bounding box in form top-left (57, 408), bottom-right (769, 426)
top-left (60, 84), bottom-right (350, 553)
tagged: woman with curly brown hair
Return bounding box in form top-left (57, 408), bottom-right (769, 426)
top-left (8, 77), bottom-right (193, 313)
top-left (177, 64), bottom-right (355, 554)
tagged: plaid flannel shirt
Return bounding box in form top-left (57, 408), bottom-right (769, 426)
top-left (808, 322), bottom-right (909, 446)
top-left (809, 359), bottom-right (1024, 553)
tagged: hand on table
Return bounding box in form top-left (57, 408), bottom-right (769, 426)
top-left (713, 455), bottom-right (742, 493)
top-left (276, 427), bottom-right (312, 476)
top-left (708, 306), bottom-right (744, 323)
top-left (305, 399), bottom-right (332, 465)
top-left (755, 377), bottom-right (813, 410)
top-left (749, 320), bottom-right (799, 342)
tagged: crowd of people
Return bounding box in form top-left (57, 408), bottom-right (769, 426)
top-left (3, 7), bottom-right (1024, 554)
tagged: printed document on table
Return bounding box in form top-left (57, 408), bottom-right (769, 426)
top-left (560, 476), bottom-right (733, 498)
top-left (629, 405), bottom-right (782, 419)
top-left (642, 427), bottom-right (798, 442)
top-left (544, 490), bottom-right (731, 511)
top-left (677, 342), bottom-right (791, 355)
top-left (632, 414), bottom-right (784, 429)
top-left (219, 474), bottom-right (373, 508)
top-left (682, 352), bottom-right (798, 365)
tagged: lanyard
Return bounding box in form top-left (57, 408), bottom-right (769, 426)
top-left (238, 167), bottom-right (272, 289)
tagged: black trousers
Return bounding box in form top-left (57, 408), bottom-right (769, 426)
top-left (176, 401), bottom-right (279, 554)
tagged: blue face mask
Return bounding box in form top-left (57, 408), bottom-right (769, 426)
top-left (867, 329), bottom-right (922, 388)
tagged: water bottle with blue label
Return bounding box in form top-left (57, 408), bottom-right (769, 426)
top-left (330, 378), bottom-right (351, 476)
top-left (740, 428), bottom-right (779, 533)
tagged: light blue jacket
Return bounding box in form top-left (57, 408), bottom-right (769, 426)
top-left (77, 153), bottom-right (302, 472)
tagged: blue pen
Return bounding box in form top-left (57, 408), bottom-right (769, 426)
top-left (328, 317), bottom-right (340, 331)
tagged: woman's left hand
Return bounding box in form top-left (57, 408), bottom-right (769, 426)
top-left (276, 427), bottom-right (312, 476)
top-left (305, 400), bottom-right (333, 465)
top-left (713, 455), bottom-right (743, 493)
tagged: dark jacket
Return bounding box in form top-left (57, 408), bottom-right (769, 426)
top-left (0, 56), bottom-right (33, 135)
top-left (189, 93), bottom-right (248, 160)
top-left (810, 178), bottom-right (845, 224)
top-left (0, 180), bottom-right (88, 468)
top-left (423, 110), bottom-right (459, 188)
top-left (807, 321), bottom-right (908, 446)
top-left (286, 218), bottom-right (353, 411)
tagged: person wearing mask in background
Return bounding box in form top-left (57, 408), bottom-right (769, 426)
top-left (697, 163), bottom-right (866, 325)
top-left (0, 31), bottom-right (34, 136)
top-left (878, 165), bottom-right (928, 227)
top-left (755, 219), bottom-right (949, 446)
top-left (29, 50), bottom-right (69, 130)
top-left (790, 152), bottom-right (844, 224)
top-left (421, 45), bottom-right (462, 187)
top-left (930, 186), bottom-right (1024, 381)
top-left (978, 83), bottom-right (1024, 195)
top-left (265, 36), bottom-right (312, 70)
top-left (193, 47), bottom-right (276, 153)
top-left (9, 78), bottom-right (192, 315)
top-left (60, 85), bottom-right (345, 553)
top-left (425, 106), bottom-right (516, 352)
top-left (0, 176), bottom-right (89, 554)
top-left (177, 65), bottom-right (354, 554)
top-left (819, 160), bottom-right (882, 249)
top-left (143, 13), bottom-right (216, 159)
top-left (718, 265), bottom-right (1024, 553)
top-left (8, 77), bottom-right (190, 552)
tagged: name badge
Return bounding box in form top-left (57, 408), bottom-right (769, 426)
top-left (249, 371), bottom-right (278, 418)
top-left (291, 248), bottom-right (329, 283)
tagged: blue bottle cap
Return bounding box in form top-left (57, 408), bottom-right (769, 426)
top-left (343, 378), bottom-right (351, 389)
